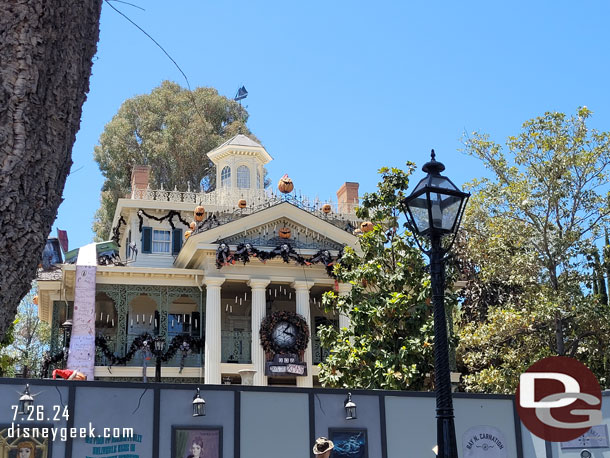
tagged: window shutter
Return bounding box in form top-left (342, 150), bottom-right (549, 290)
top-left (172, 229), bottom-right (183, 255)
top-left (142, 227), bottom-right (152, 254)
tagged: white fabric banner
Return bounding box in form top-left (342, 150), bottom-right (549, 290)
top-left (66, 244), bottom-right (97, 380)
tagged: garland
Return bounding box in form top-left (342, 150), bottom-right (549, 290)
top-left (137, 209), bottom-right (191, 232)
top-left (94, 332), bottom-right (205, 367)
top-left (259, 311), bottom-right (310, 355)
top-left (217, 243), bottom-right (343, 277)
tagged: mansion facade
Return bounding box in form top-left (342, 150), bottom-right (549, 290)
top-left (37, 135), bottom-right (361, 387)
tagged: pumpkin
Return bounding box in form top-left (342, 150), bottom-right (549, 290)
top-left (238, 199), bottom-right (247, 209)
top-left (277, 174), bottom-right (294, 194)
top-left (321, 203), bottom-right (332, 214)
top-left (185, 230), bottom-right (192, 239)
top-left (278, 227), bottom-right (291, 239)
top-left (360, 221), bottom-right (374, 232)
top-left (33, 295), bottom-right (38, 305)
top-left (194, 205), bottom-right (205, 222)
top-left (189, 221), bottom-right (196, 230)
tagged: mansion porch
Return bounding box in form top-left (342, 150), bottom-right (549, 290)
top-left (42, 266), bottom-right (345, 386)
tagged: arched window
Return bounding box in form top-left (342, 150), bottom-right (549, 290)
top-left (221, 166), bottom-right (231, 188)
top-left (237, 165), bottom-right (250, 189)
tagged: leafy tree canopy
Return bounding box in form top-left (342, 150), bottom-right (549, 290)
top-left (0, 286), bottom-right (49, 378)
top-left (93, 80), bottom-right (255, 239)
top-left (457, 107), bottom-right (610, 393)
top-left (318, 165), bottom-right (440, 390)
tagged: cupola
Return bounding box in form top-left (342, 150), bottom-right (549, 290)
top-left (207, 134), bottom-right (272, 191)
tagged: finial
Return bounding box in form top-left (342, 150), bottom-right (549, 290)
top-left (422, 149), bottom-right (445, 175)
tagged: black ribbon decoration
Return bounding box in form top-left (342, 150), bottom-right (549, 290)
top-left (137, 209), bottom-right (191, 232)
top-left (111, 216), bottom-right (127, 246)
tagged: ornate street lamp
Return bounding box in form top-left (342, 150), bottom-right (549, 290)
top-left (401, 150), bottom-right (469, 458)
top-left (18, 384), bottom-right (34, 414)
top-left (344, 392), bottom-right (357, 420)
top-left (153, 336), bottom-right (165, 383)
top-left (192, 388), bottom-right (206, 417)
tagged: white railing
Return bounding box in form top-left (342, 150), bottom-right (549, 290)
top-left (131, 186), bottom-right (359, 216)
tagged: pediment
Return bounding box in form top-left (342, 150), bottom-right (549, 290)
top-left (218, 218), bottom-right (344, 251)
top-left (175, 202), bottom-right (359, 268)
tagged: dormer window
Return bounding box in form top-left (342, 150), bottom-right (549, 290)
top-left (221, 166), bottom-right (231, 188)
top-left (237, 165), bottom-right (250, 189)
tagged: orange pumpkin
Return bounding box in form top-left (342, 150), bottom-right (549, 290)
top-left (194, 205), bottom-right (205, 222)
top-left (360, 221), bottom-right (374, 232)
top-left (322, 204), bottom-right (332, 214)
top-left (238, 199), bottom-right (247, 209)
top-left (277, 174), bottom-right (294, 194)
top-left (33, 295), bottom-right (39, 305)
top-left (189, 221), bottom-right (196, 230)
top-left (279, 227), bottom-right (291, 239)
top-left (185, 230), bottom-right (192, 239)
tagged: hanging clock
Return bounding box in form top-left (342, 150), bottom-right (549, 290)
top-left (271, 321), bottom-right (297, 349)
top-left (260, 311), bottom-right (309, 355)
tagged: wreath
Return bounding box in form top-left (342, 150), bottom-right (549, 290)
top-left (260, 310), bottom-right (310, 355)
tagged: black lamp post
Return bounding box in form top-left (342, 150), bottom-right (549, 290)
top-left (401, 150), bottom-right (469, 458)
top-left (61, 318), bottom-right (73, 349)
top-left (153, 336), bottom-right (165, 382)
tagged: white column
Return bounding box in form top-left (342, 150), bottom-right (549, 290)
top-left (292, 280), bottom-right (313, 387)
top-left (337, 283), bottom-right (352, 331)
top-left (248, 278), bottom-right (271, 386)
top-left (204, 277), bottom-right (225, 384)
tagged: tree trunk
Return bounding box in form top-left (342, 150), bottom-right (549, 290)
top-left (0, 1), bottom-right (102, 342)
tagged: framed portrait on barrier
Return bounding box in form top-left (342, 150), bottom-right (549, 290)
top-left (171, 426), bottom-right (222, 458)
top-left (0, 424), bottom-right (53, 458)
top-left (329, 428), bottom-right (368, 458)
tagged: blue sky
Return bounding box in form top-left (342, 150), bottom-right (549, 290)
top-left (53, 0), bottom-right (610, 250)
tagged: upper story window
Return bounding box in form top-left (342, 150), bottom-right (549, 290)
top-left (152, 230), bottom-right (170, 253)
top-left (221, 166), bottom-right (231, 188)
top-left (237, 165), bottom-right (250, 189)
top-left (256, 168), bottom-right (261, 189)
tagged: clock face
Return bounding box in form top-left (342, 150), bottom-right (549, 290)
top-left (271, 321), bottom-right (297, 349)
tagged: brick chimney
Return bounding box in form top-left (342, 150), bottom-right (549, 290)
top-left (336, 182), bottom-right (359, 213)
top-left (131, 165), bottom-right (151, 197)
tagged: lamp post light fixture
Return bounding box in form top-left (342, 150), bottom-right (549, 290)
top-left (344, 392), bottom-right (357, 420)
top-left (192, 388), bottom-right (206, 417)
top-left (18, 384), bottom-right (34, 414)
top-left (61, 318), bottom-right (72, 348)
top-left (401, 150), bottom-right (470, 458)
top-left (153, 336), bottom-right (165, 383)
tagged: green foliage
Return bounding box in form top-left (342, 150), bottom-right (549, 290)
top-left (93, 81), bottom-right (255, 239)
top-left (457, 108), bottom-right (610, 392)
top-left (0, 286), bottom-right (50, 377)
top-left (318, 165), bottom-right (438, 390)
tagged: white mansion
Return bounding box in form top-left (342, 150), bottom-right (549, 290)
top-left (37, 134), bottom-right (362, 387)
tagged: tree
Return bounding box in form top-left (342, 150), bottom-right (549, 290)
top-left (0, 287), bottom-right (50, 378)
top-left (318, 166), bottom-right (438, 390)
top-left (0, 0), bottom-right (102, 342)
top-left (93, 81), bottom-right (254, 239)
top-left (457, 108), bottom-right (610, 392)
